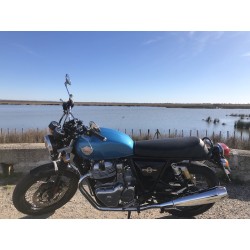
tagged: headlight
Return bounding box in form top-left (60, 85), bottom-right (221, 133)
top-left (44, 135), bottom-right (54, 154)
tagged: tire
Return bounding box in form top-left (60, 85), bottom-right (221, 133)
top-left (167, 162), bottom-right (219, 218)
top-left (12, 170), bottom-right (79, 216)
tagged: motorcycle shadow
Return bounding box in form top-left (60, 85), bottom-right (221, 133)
top-left (20, 212), bottom-right (55, 219)
top-left (156, 214), bottom-right (195, 219)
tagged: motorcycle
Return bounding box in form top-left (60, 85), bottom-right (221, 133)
top-left (12, 74), bottom-right (231, 218)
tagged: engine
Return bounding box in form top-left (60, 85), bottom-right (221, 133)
top-left (91, 161), bottom-right (136, 207)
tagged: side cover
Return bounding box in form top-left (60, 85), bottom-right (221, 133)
top-left (75, 127), bottom-right (134, 161)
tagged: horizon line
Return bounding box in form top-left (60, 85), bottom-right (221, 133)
top-left (1, 99), bottom-right (250, 105)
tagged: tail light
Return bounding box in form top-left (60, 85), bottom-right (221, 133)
top-left (217, 143), bottom-right (230, 157)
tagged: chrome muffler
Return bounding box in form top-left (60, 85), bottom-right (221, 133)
top-left (78, 174), bottom-right (228, 212)
top-left (160, 186), bottom-right (228, 210)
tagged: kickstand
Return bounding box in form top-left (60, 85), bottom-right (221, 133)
top-left (127, 211), bottom-right (131, 219)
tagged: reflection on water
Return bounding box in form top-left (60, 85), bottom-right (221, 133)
top-left (1, 105), bottom-right (250, 138)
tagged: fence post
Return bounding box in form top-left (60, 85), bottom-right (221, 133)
top-left (197, 130), bottom-right (199, 137)
top-left (148, 129), bottom-right (150, 138)
top-left (155, 129), bottom-right (160, 139)
top-left (190, 130), bottom-right (192, 137)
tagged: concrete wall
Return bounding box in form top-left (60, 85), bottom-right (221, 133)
top-left (0, 143), bottom-right (250, 183)
top-left (228, 149), bottom-right (250, 183)
top-left (0, 143), bottom-right (50, 174)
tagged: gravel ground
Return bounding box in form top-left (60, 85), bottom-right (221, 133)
top-left (0, 182), bottom-right (249, 219)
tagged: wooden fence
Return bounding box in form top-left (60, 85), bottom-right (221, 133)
top-left (1, 127), bottom-right (250, 149)
top-left (121, 128), bottom-right (250, 141)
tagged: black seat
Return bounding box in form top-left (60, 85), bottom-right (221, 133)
top-left (134, 137), bottom-right (209, 159)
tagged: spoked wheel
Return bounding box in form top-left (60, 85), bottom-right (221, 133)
top-left (12, 171), bottom-right (79, 216)
top-left (167, 162), bottom-right (219, 217)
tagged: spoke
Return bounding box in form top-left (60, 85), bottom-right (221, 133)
top-left (24, 175), bottom-right (71, 209)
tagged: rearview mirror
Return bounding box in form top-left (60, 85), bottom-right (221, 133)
top-left (65, 74), bottom-right (71, 85)
top-left (64, 74), bottom-right (72, 97)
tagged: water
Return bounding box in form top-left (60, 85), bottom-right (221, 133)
top-left (0, 104), bottom-right (250, 138)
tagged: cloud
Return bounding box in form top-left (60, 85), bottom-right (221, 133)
top-left (188, 31), bottom-right (224, 54)
top-left (241, 52), bottom-right (250, 57)
top-left (143, 36), bottom-right (162, 45)
top-left (11, 43), bottom-right (40, 57)
top-left (188, 31), bottom-right (196, 38)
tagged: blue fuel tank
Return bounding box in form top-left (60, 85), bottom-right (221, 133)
top-left (74, 127), bottom-right (134, 161)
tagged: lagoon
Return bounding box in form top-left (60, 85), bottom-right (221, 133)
top-left (0, 105), bottom-right (250, 138)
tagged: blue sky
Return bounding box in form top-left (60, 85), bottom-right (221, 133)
top-left (1, 31), bottom-right (250, 103)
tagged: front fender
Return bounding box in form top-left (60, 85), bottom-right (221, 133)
top-left (30, 162), bottom-right (57, 178)
top-left (30, 162), bottom-right (79, 178)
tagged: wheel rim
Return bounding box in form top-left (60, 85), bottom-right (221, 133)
top-left (24, 175), bottom-right (72, 210)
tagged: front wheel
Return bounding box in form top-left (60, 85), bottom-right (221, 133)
top-left (167, 162), bottom-right (219, 217)
top-left (12, 170), bottom-right (79, 216)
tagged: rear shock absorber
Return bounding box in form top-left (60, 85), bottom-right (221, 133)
top-left (171, 163), bottom-right (185, 185)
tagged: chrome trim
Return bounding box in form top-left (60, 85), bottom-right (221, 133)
top-left (172, 186), bottom-right (228, 207)
top-left (141, 167), bottom-right (158, 174)
top-left (44, 135), bottom-right (53, 153)
top-left (69, 163), bottom-right (81, 175)
top-left (57, 146), bottom-right (73, 154)
top-left (57, 139), bottom-right (74, 154)
top-left (52, 161), bottom-right (58, 172)
top-left (78, 174), bottom-right (228, 212)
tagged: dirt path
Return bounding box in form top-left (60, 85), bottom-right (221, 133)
top-left (0, 183), bottom-right (249, 219)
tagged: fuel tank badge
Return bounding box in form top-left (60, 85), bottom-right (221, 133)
top-left (81, 146), bottom-right (93, 155)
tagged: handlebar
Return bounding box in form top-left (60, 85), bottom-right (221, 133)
top-left (59, 74), bottom-right (107, 142)
top-left (88, 129), bottom-right (107, 142)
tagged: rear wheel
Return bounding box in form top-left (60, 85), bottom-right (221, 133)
top-left (167, 162), bottom-right (219, 217)
top-left (12, 171), bottom-right (79, 216)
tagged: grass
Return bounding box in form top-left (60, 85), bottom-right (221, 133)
top-left (234, 120), bottom-right (250, 130)
top-left (212, 135), bottom-right (250, 150)
top-left (229, 113), bottom-right (250, 118)
top-left (1, 127), bottom-right (250, 150)
top-left (131, 130), bottom-right (250, 150)
top-left (0, 128), bottom-right (47, 143)
top-left (3, 101), bottom-right (250, 109)
top-left (203, 116), bottom-right (221, 125)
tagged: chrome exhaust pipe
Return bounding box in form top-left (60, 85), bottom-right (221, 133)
top-left (78, 174), bottom-right (228, 211)
top-left (161, 186), bottom-right (228, 210)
